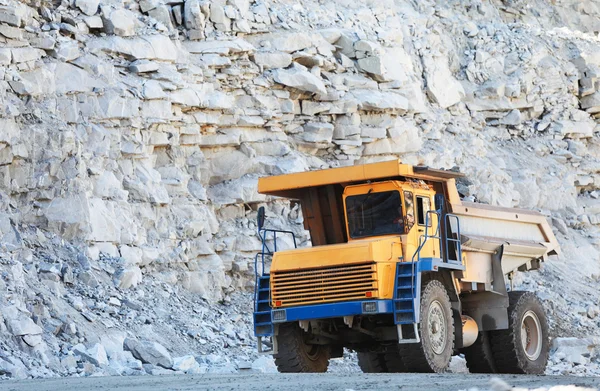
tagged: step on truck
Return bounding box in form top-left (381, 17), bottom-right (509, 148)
top-left (252, 160), bottom-right (560, 374)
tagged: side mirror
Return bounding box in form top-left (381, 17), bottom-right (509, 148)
top-left (257, 206), bottom-right (265, 230)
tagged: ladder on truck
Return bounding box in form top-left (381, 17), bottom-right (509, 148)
top-left (253, 227), bottom-right (297, 353)
top-left (393, 196), bottom-right (464, 343)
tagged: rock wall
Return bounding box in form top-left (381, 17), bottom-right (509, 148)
top-left (1, 0), bottom-right (600, 379)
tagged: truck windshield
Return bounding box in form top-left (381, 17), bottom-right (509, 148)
top-left (346, 190), bottom-right (404, 238)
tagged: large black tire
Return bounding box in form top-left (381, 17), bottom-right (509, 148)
top-left (383, 345), bottom-right (409, 372)
top-left (399, 280), bottom-right (454, 373)
top-left (274, 323), bottom-right (330, 373)
top-left (462, 331), bottom-right (497, 373)
top-left (489, 291), bottom-right (549, 374)
top-left (357, 352), bottom-right (388, 373)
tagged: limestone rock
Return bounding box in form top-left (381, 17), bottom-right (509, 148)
top-left (129, 60), bottom-right (159, 73)
top-left (183, 39), bottom-right (254, 55)
top-left (172, 355), bottom-right (200, 373)
top-left (349, 89), bottom-right (408, 112)
top-left (0, 214), bottom-right (22, 251)
top-left (7, 318), bottom-right (42, 336)
top-left (272, 64), bottom-right (327, 95)
top-left (252, 51), bottom-right (292, 69)
top-left (423, 56), bottom-right (465, 108)
top-left (103, 9), bottom-right (138, 37)
top-left (74, 343), bottom-right (109, 366)
top-left (247, 32), bottom-right (313, 53)
top-left (124, 338), bottom-right (173, 369)
top-left (76, 0), bottom-right (100, 16)
top-left (87, 35), bottom-right (178, 61)
top-left (148, 5), bottom-right (174, 30)
top-left (52, 41), bottom-right (81, 62)
top-left (113, 266), bottom-right (143, 289)
top-left (0, 5), bottom-right (24, 27)
top-left (303, 122), bottom-right (334, 143)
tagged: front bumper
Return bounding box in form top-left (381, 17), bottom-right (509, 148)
top-left (271, 300), bottom-right (394, 323)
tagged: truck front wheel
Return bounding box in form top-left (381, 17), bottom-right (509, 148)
top-left (489, 291), bottom-right (549, 374)
top-left (400, 280), bottom-right (454, 373)
top-left (357, 351), bottom-right (388, 373)
top-left (274, 323), bottom-right (330, 373)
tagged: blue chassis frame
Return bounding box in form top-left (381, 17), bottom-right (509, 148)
top-left (271, 300), bottom-right (394, 324)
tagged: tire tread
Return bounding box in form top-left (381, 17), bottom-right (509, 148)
top-left (274, 323), bottom-right (330, 373)
top-left (489, 291), bottom-right (549, 374)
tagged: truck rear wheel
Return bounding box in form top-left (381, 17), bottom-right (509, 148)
top-left (400, 280), bottom-right (454, 373)
top-left (489, 291), bottom-right (549, 374)
top-left (274, 323), bottom-right (330, 373)
top-left (462, 331), bottom-right (497, 373)
top-left (357, 352), bottom-right (388, 373)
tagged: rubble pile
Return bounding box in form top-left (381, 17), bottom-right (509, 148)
top-left (0, 0), bottom-right (599, 379)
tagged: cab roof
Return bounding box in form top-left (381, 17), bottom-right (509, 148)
top-left (257, 160), bottom-right (464, 197)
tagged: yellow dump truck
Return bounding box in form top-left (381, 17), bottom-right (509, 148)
top-left (252, 160), bottom-right (559, 374)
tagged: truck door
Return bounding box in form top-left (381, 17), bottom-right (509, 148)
top-left (415, 193), bottom-right (438, 259)
top-left (402, 190), bottom-right (418, 260)
top-left (403, 191), bottom-right (438, 261)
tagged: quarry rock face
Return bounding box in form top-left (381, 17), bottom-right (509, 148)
top-left (0, 0), bottom-right (599, 380)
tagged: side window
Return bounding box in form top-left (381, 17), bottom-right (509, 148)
top-left (416, 196), bottom-right (432, 226)
top-left (403, 191), bottom-right (415, 232)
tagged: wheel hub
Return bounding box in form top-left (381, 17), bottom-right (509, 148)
top-left (428, 300), bottom-right (447, 355)
top-left (521, 310), bottom-right (542, 361)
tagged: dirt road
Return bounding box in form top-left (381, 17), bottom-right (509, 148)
top-left (2, 373), bottom-right (599, 391)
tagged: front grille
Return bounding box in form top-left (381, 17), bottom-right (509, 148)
top-left (271, 262), bottom-right (378, 307)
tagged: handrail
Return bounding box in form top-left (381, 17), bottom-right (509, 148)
top-left (444, 214), bottom-right (462, 264)
top-left (256, 228), bottom-right (297, 276)
top-left (253, 227), bottom-right (298, 311)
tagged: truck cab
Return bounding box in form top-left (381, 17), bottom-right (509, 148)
top-left (253, 160), bottom-right (559, 374)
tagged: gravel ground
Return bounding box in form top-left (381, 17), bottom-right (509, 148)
top-left (2, 373), bottom-right (599, 391)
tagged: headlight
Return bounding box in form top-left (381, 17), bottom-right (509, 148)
top-left (362, 301), bottom-right (378, 314)
top-left (272, 309), bottom-right (286, 322)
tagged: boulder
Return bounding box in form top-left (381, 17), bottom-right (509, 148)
top-left (84, 15), bottom-right (104, 29)
top-left (551, 337), bottom-right (599, 365)
top-left (124, 338), bottom-right (173, 369)
top-left (423, 55), bottom-right (465, 108)
top-left (349, 89), bottom-right (408, 112)
top-left (113, 266), bottom-right (142, 289)
top-left (129, 59), bottom-right (159, 73)
top-left (45, 195), bottom-right (90, 240)
top-left (11, 47), bottom-right (44, 64)
top-left (87, 35), bottom-right (178, 61)
top-left (252, 51), bottom-right (292, 69)
top-left (0, 5), bottom-right (24, 27)
top-left (74, 343), bottom-right (109, 367)
top-left (247, 31), bottom-right (314, 53)
top-left (272, 64), bottom-right (327, 95)
top-left (52, 62), bottom-right (106, 94)
top-left (0, 48), bottom-right (11, 64)
top-left (76, 0), bottom-right (100, 16)
top-left (52, 40), bottom-right (81, 62)
top-left (553, 119), bottom-right (595, 138)
top-left (184, 0), bottom-right (206, 31)
top-left (172, 355), bottom-right (201, 373)
top-left (103, 8), bottom-right (138, 36)
top-left (0, 213), bottom-right (22, 251)
top-left (148, 5), bottom-right (174, 30)
top-left (0, 24), bottom-right (22, 40)
top-left (6, 318), bottom-right (42, 336)
top-left (303, 122), bottom-right (334, 143)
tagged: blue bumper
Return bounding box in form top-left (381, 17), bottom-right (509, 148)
top-left (271, 300), bottom-right (394, 323)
